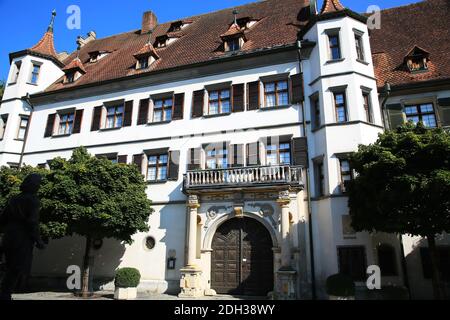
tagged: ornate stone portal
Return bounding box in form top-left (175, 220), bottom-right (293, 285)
top-left (179, 194), bottom-right (203, 298)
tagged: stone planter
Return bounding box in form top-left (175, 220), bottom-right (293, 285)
top-left (114, 287), bottom-right (137, 300)
top-left (329, 295), bottom-right (355, 300)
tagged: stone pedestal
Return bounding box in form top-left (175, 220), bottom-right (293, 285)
top-left (276, 269), bottom-right (297, 300)
top-left (179, 267), bottom-right (203, 298)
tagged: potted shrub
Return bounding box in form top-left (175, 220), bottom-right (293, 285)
top-left (326, 273), bottom-right (355, 300)
top-left (114, 267), bottom-right (141, 300)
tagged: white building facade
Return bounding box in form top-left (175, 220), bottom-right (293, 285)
top-left (0, 0), bottom-right (448, 299)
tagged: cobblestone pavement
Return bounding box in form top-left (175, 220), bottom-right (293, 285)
top-left (12, 291), bottom-right (268, 301)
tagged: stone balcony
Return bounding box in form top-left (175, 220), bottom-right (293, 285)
top-left (183, 164), bottom-right (304, 193)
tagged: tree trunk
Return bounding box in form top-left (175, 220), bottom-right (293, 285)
top-left (427, 235), bottom-right (445, 300)
top-left (81, 236), bottom-right (93, 298)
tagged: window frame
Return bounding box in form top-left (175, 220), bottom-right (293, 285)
top-left (310, 93), bottom-right (321, 129)
top-left (138, 56), bottom-right (149, 69)
top-left (29, 62), bottom-right (42, 85)
top-left (263, 80), bottom-right (289, 108)
top-left (325, 29), bottom-right (342, 62)
top-left (333, 91), bottom-right (348, 123)
top-left (362, 90), bottom-right (374, 123)
top-left (265, 140), bottom-right (291, 166)
top-left (104, 104), bottom-right (125, 129)
top-left (354, 31), bottom-right (365, 62)
top-left (205, 143), bottom-right (228, 170)
top-left (313, 157), bottom-right (325, 197)
top-left (10, 60), bottom-right (22, 84)
top-left (339, 158), bottom-right (354, 193)
top-left (377, 244), bottom-right (398, 276)
top-left (152, 97), bottom-right (173, 123)
top-left (226, 37), bottom-right (241, 52)
top-left (0, 114), bottom-right (8, 140)
top-left (16, 115), bottom-right (29, 140)
top-left (146, 153), bottom-right (169, 182)
top-left (57, 111), bottom-right (76, 136)
top-left (207, 88), bottom-right (231, 115)
top-left (404, 102), bottom-right (437, 128)
top-left (337, 246), bottom-right (368, 282)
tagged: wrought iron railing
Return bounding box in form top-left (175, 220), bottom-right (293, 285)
top-left (183, 164), bottom-right (303, 190)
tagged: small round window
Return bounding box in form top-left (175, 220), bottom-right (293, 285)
top-left (145, 236), bottom-right (156, 250)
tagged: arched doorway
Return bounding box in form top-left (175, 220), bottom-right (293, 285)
top-left (211, 217), bottom-right (274, 296)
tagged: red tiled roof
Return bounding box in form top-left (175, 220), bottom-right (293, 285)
top-left (30, 31), bottom-right (58, 58)
top-left (370, 0), bottom-right (450, 88)
top-left (62, 57), bottom-right (86, 73)
top-left (44, 0), bottom-right (310, 93)
top-left (320, 0), bottom-right (345, 14)
top-left (220, 23), bottom-right (244, 39)
top-left (133, 43), bottom-right (160, 59)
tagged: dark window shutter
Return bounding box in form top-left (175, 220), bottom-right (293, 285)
top-left (437, 98), bottom-right (450, 127)
top-left (72, 109), bottom-right (84, 134)
top-left (44, 113), bottom-right (56, 137)
top-left (187, 148), bottom-right (202, 170)
top-left (290, 73), bottom-right (304, 104)
top-left (91, 106), bottom-right (103, 131)
top-left (123, 100), bottom-right (133, 127)
top-left (118, 155), bottom-right (128, 164)
top-left (132, 154), bottom-right (144, 173)
top-left (168, 151), bottom-right (180, 180)
top-left (229, 144), bottom-right (244, 167)
top-left (246, 142), bottom-right (260, 166)
top-left (232, 84), bottom-right (245, 112)
top-left (137, 99), bottom-right (149, 125)
top-left (292, 137), bottom-right (308, 167)
top-left (386, 104), bottom-right (404, 129)
top-left (247, 81), bottom-right (260, 110)
top-left (192, 90), bottom-right (205, 118)
top-left (173, 93), bottom-right (185, 120)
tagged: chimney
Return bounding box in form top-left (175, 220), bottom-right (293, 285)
top-left (142, 11), bottom-right (158, 34)
top-left (77, 31), bottom-right (97, 48)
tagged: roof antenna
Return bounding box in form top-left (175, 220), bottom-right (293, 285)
top-left (233, 9), bottom-right (239, 25)
top-left (47, 9), bottom-right (57, 32)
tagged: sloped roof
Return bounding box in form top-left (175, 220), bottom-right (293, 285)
top-left (44, 0), bottom-right (310, 93)
top-left (133, 42), bottom-right (160, 59)
top-left (62, 57), bottom-right (86, 73)
top-left (370, 0), bottom-right (450, 88)
top-left (30, 31), bottom-right (58, 58)
top-left (220, 23), bottom-right (244, 39)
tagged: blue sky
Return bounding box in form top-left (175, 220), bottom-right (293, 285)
top-left (0, 0), bottom-right (421, 81)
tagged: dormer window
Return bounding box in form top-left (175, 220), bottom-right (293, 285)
top-left (155, 35), bottom-right (168, 48)
top-left (405, 46), bottom-right (430, 73)
top-left (88, 51), bottom-right (109, 63)
top-left (133, 43), bottom-right (159, 70)
top-left (62, 58), bottom-right (86, 84)
top-left (236, 17), bottom-right (259, 29)
top-left (168, 20), bottom-right (192, 32)
top-left (65, 72), bottom-right (75, 83)
top-left (137, 57), bottom-right (149, 70)
top-left (226, 37), bottom-right (241, 52)
top-left (221, 23), bottom-right (246, 53)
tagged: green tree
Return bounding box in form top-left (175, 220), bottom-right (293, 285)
top-left (0, 147), bottom-right (153, 297)
top-left (348, 122), bottom-right (450, 299)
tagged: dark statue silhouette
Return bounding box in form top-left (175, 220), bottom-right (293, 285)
top-left (0, 174), bottom-right (46, 300)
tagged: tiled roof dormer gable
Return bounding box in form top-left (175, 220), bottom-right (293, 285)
top-left (220, 22), bottom-right (246, 52)
top-left (30, 10), bottom-right (59, 59)
top-left (168, 19), bottom-right (193, 33)
top-left (62, 57), bottom-right (86, 84)
top-left (133, 40), bottom-right (160, 70)
top-left (404, 46), bottom-right (430, 73)
top-left (88, 50), bottom-right (109, 63)
top-left (320, 0), bottom-right (345, 14)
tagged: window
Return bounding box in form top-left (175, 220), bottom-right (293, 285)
top-left (30, 63), bottom-right (41, 85)
top-left (407, 56), bottom-right (428, 72)
top-left (314, 160), bottom-right (325, 197)
top-left (362, 91), bottom-right (373, 123)
top-left (153, 98), bottom-right (173, 122)
top-left (420, 246), bottom-right (450, 281)
top-left (169, 21), bottom-right (183, 32)
top-left (333, 92), bottom-right (347, 123)
top-left (17, 116), bottom-right (29, 140)
top-left (208, 89), bottom-right (231, 115)
top-left (404, 103), bottom-right (437, 128)
top-left (264, 80), bottom-right (289, 108)
top-left (266, 141), bottom-right (291, 165)
top-left (328, 34), bottom-right (341, 60)
top-left (0, 115), bottom-right (8, 140)
top-left (206, 144), bottom-right (228, 169)
top-left (339, 159), bottom-right (353, 193)
top-left (11, 61), bottom-right (22, 84)
top-left (97, 154), bottom-right (118, 164)
top-left (147, 154), bottom-right (168, 181)
top-left (354, 33), bottom-right (365, 61)
top-left (58, 112), bottom-right (75, 135)
top-left (138, 57), bottom-right (149, 69)
top-left (311, 96), bottom-right (321, 129)
top-left (338, 246), bottom-right (367, 281)
top-left (105, 105), bottom-right (124, 129)
top-left (377, 244), bottom-right (398, 276)
top-left (226, 38), bottom-right (240, 52)
top-left (65, 72), bottom-right (75, 84)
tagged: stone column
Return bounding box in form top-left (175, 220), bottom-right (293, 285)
top-left (275, 190), bottom-right (297, 300)
top-left (179, 194), bottom-right (203, 297)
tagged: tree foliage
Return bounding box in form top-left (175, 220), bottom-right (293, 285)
top-left (348, 122), bottom-right (450, 236)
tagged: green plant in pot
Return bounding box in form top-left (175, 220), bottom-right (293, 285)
top-left (326, 273), bottom-right (355, 300)
top-left (114, 268), bottom-right (141, 300)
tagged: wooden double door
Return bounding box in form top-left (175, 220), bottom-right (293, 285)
top-left (211, 217), bottom-right (274, 296)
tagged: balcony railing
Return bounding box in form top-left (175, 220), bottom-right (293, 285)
top-left (183, 164), bottom-right (303, 190)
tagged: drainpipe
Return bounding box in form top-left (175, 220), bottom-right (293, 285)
top-left (380, 82), bottom-right (391, 129)
top-left (297, 40), bottom-right (316, 300)
top-left (18, 93), bottom-right (33, 168)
